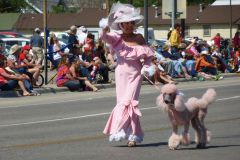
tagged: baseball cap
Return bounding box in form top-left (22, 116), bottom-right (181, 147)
top-left (34, 28), bottom-right (40, 32)
top-left (22, 45), bottom-right (30, 51)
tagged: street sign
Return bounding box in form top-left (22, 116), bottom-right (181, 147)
top-left (162, 0), bottom-right (186, 19)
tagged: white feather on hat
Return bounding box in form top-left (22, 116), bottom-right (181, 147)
top-left (9, 44), bottom-right (20, 55)
top-left (107, 2), bottom-right (143, 31)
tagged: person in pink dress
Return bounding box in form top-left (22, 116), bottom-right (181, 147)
top-left (99, 2), bottom-right (154, 147)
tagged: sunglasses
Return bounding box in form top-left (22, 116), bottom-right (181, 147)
top-left (122, 21), bottom-right (136, 25)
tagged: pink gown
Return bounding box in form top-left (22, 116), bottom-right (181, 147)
top-left (101, 31), bottom-right (153, 143)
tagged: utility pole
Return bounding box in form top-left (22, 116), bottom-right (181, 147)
top-left (230, 0), bottom-right (232, 44)
top-left (144, 0), bottom-right (148, 44)
top-left (171, 0), bottom-right (176, 29)
top-left (43, 0), bottom-right (48, 84)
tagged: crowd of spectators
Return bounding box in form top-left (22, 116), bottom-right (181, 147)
top-left (0, 44), bottom-right (41, 96)
top-left (150, 25), bottom-right (240, 84)
top-left (53, 25), bottom-right (111, 92)
top-left (1, 24), bottom-right (240, 96)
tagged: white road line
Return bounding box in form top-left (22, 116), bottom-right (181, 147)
top-left (217, 96), bottom-right (240, 101)
top-left (0, 106), bottom-right (158, 128)
top-left (0, 96), bottom-right (239, 128)
top-left (0, 83), bottom-right (239, 109)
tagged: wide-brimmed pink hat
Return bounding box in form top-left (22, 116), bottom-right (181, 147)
top-left (108, 2), bottom-right (143, 31)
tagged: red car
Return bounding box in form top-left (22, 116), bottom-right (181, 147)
top-left (0, 31), bottom-right (26, 38)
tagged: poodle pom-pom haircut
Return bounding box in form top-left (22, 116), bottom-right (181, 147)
top-left (156, 84), bottom-right (185, 112)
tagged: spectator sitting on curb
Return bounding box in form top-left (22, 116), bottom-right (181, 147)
top-left (56, 55), bottom-right (76, 91)
top-left (18, 45), bottom-right (41, 86)
top-left (6, 45), bottom-right (36, 86)
top-left (53, 37), bottom-right (65, 68)
top-left (94, 39), bottom-right (107, 64)
top-left (195, 49), bottom-right (223, 80)
top-left (92, 56), bottom-right (109, 83)
top-left (151, 56), bottom-right (177, 85)
top-left (56, 55), bottom-right (97, 92)
top-left (0, 54), bottom-right (38, 96)
top-left (69, 59), bottom-right (98, 92)
top-left (154, 45), bottom-right (176, 78)
top-left (160, 44), bottom-right (191, 79)
top-left (184, 54), bottom-right (198, 77)
top-left (211, 45), bottom-right (226, 73)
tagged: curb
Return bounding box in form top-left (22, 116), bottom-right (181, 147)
top-left (0, 73), bottom-right (238, 97)
top-left (0, 83), bottom-right (116, 97)
top-left (35, 83), bottom-right (116, 94)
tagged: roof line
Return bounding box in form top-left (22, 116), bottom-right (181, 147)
top-left (25, 0), bottom-right (43, 14)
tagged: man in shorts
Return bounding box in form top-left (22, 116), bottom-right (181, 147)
top-left (30, 28), bottom-right (44, 65)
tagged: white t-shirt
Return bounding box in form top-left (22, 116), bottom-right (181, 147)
top-left (53, 43), bottom-right (62, 60)
top-left (77, 32), bottom-right (88, 44)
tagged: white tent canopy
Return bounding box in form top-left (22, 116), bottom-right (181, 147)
top-left (211, 0), bottom-right (240, 6)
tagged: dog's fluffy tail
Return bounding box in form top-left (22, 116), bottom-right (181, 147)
top-left (201, 88), bottom-right (217, 107)
top-left (186, 88), bottom-right (216, 111)
top-left (198, 88), bottom-right (217, 109)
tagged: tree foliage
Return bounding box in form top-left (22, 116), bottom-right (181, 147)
top-left (0, 0), bottom-right (27, 13)
top-left (0, 0), bottom-right (217, 13)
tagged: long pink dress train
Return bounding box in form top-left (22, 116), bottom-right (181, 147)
top-left (101, 31), bottom-right (153, 143)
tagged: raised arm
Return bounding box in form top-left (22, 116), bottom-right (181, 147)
top-left (100, 27), bottom-right (121, 47)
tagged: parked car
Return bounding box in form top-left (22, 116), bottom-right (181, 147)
top-left (0, 39), bottom-right (5, 54)
top-left (0, 34), bottom-right (14, 38)
top-left (155, 39), bottom-right (167, 47)
top-left (0, 37), bottom-right (30, 55)
top-left (0, 31), bottom-right (26, 38)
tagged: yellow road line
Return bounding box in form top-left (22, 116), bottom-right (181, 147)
top-left (1, 116), bottom-right (239, 150)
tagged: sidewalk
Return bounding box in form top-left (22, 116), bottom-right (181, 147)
top-left (0, 71), bottom-right (239, 97)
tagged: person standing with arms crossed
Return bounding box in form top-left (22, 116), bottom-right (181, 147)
top-left (30, 28), bottom-right (44, 66)
top-left (99, 2), bottom-right (154, 147)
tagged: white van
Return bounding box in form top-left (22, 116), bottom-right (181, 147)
top-left (76, 27), bottom-right (101, 43)
top-left (135, 27), bottom-right (155, 45)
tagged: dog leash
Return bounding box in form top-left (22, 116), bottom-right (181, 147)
top-left (140, 59), bottom-right (161, 91)
top-left (142, 74), bottom-right (161, 91)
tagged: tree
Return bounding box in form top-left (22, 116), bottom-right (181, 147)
top-left (0, 0), bottom-right (27, 13)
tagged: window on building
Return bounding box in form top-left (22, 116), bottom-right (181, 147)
top-left (203, 25), bottom-right (211, 37)
top-left (185, 26), bottom-right (190, 37)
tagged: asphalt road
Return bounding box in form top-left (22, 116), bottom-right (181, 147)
top-left (0, 77), bottom-right (240, 160)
